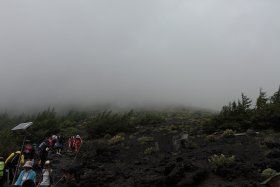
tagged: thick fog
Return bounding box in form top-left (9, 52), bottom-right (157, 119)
top-left (0, 0), bottom-right (280, 113)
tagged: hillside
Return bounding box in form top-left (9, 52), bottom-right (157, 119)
top-left (1, 108), bottom-right (280, 186)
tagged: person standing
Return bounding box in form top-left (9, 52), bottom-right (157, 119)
top-left (5, 151), bottom-right (24, 183)
top-left (74, 135), bottom-right (83, 153)
top-left (39, 160), bottom-right (53, 187)
top-left (68, 136), bottom-right (75, 152)
top-left (14, 161), bottom-right (36, 186)
top-left (38, 140), bottom-right (50, 168)
top-left (54, 136), bottom-right (64, 155)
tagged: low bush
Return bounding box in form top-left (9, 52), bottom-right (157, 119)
top-left (108, 134), bottom-right (125, 145)
top-left (221, 129), bottom-right (235, 138)
top-left (208, 154), bottom-right (236, 172)
top-left (261, 168), bottom-right (277, 179)
top-left (144, 147), bottom-right (158, 155)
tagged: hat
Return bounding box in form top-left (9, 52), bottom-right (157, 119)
top-left (23, 161), bottom-right (33, 168)
top-left (76, 135), bottom-right (81, 138)
top-left (52, 135), bottom-right (58, 140)
top-left (45, 160), bottom-right (50, 165)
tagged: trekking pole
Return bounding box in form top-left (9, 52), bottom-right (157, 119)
top-left (53, 176), bottom-right (64, 187)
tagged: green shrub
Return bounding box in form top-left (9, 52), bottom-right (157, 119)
top-left (137, 136), bottom-right (154, 144)
top-left (108, 134), bottom-right (125, 145)
top-left (144, 147), bottom-right (158, 155)
top-left (208, 154), bottom-right (236, 172)
top-left (221, 129), bottom-right (235, 138)
top-left (261, 168), bottom-right (277, 179)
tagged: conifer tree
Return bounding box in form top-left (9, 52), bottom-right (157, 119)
top-left (271, 86), bottom-right (280, 104)
top-left (256, 88), bottom-right (268, 110)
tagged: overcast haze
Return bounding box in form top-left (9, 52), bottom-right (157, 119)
top-left (0, 0), bottom-right (280, 112)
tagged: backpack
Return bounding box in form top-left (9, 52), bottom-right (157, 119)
top-left (57, 136), bottom-right (64, 144)
top-left (10, 153), bottom-right (20, 165)
top-left (24, 144), bottom-right (33, 154)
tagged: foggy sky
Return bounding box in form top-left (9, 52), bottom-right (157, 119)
top-left (0, 0), bottom-right (280, 112)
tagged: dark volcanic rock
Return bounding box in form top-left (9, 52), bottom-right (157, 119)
top-left (176, 177), bottom-right (194, 187)
top-left (176, 168), bottom-right (208, 187)
top-left (166, 167), bottom-right (185, 186)
top-left (266, 149), bottom-right (280, 159)
top-left (64, 127), bottom-right (267, 186)
top-left (164, 163), bottom-right (176, 175)
top-left (266, 159), bottom-right (280, 171)
top-left (265, 140), bottom-right (280, 149)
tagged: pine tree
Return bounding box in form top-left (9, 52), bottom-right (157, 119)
top-left (241, 93), bottom-right (252, 111)
top-left (271, 86), bottom-right (280, 104)
top-left (256, 88), bottom-right (268, 110)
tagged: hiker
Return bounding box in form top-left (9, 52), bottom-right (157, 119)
top-left (23, 140), bottom-right (35, 164)
top-left (5, 151), bottom-right (24, 183)
top-left (14, 161), bottom-right (36, 186)
top-left (51, 135), bottom-right (58, 149)
top-left (5, 151), bottom-right (24, 167)
top-left (62, 167), bottom-right (79, 187)
top-left (38, 140), bottom-right (50, 168)
top-left (47, 137), bottom-right (54, 150)
top-left (68, 136), bottom-right (75, 152)
top-left (74, 135), bottom-right (83, 153)
top-left (54, 135), bottom-right (64, 155)
top-left (39, 160), bottom-right (53, 187)
top-left (0, 157), bottom-right (5, 186)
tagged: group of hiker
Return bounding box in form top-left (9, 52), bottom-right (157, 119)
top-left (0, 134), bottom-right (83, 187)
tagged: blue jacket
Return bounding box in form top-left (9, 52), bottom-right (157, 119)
top-left (15, 169), bottom-right (36, 186)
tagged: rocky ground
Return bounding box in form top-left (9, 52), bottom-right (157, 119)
top-left (47, 123), bottom-right (280, 187)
